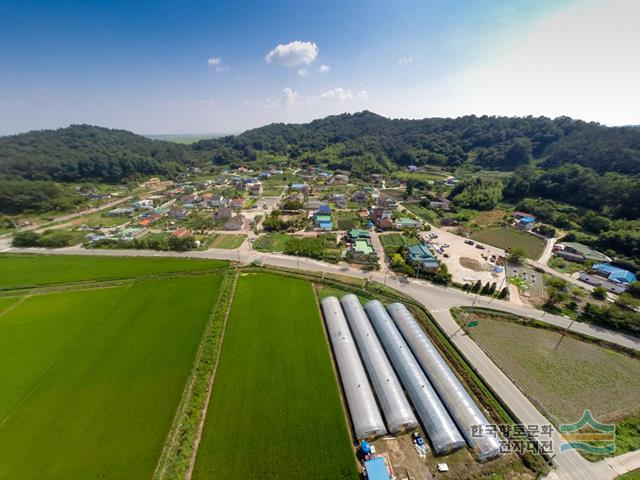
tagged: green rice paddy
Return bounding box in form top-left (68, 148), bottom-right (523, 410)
top-left (192, 273), bottom-right (358, 480)
top-left (0, 253), bottom-right (227, 289)
top-left (0, 275), bottom-right (222, 479)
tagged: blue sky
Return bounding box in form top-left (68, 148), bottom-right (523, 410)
top-left (0, 0), bottom-right (637, 135)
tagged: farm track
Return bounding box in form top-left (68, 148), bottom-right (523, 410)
top-left (184, 270), bottom-right (238, 480)
top-left (155, 269), bottom-right (238, 480)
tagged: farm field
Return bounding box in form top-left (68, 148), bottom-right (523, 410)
top-left (253, 232), bottom-right (292, 252)
top-left (0, 275), bottom-right (222, 479)
top-left (209, 233), bottom-right (246, 249)
top-left (403, 202), bottom-right (438, 224)
top-left (462, 312), bottom-right (640, 426)
top-left (0, 253), bottom-right (227, 289)
top-left (471, 227), bottom-right (545, 259)
top-left (193, 273), bottom-right (358, 480)
top-left (334, 210), bottom-right (360, 230)
top-left (379, 232), bottom-right (420, 254)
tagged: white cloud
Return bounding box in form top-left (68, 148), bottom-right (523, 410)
top-left (263, 87), bottom-right (300, 108)
top-left (207, 57), bottom-right (229, 72)
top-left (243, 99), bottom-right (251, 106)
top-left (320, 88), bottom-right (368, 102)
top-left (317, 64), bottom-right (331, 73)
top-left (282, 87), bottom-right (299, 105)
top-left (397, 56), bottom-right (413, 66)
top-left (297, 68), bottom-right (309, 77)
top-left (265, 41), bottom-right (319, 67)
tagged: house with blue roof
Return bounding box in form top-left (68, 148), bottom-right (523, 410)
top-left (513, 211), bottom-right (536, 231)
top-left (406, 243), bottom-right (439, 272)
top-left (579, 262), bottom-right (637, 293)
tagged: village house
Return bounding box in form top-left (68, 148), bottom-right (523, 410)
top-left (224, 214), bottom-right (245, 231)
top-left (330, 193), bottom-right (347, 208)
top-left (290, 183), bottom-right (311, 195)
top-left (513, 211), bottom-right (536, 230)
top-left (172, 228), bottom-right (193, 239)
top-left (180, 194), bottom-right (198, 204)
top-left (209, 194), bottom-right (226, 208)
top-left (554, 242), bottom-right (611, 263)
top-left (214, 206), bottom-right (233, 221)
top-left (376, 196), bottom-right (397, 210)
top-left (429, 197), bottom-right (452, 210)
top-left (248, 182), bottom-right (263, 196)
top-left (169, 207), bottom-right (189, 220)
top-left (304, 199), bottom-right (323, 210)
top-left (230, 197), bottom-right (247, 210)
top-left (351, 190), bottom-right (370, 204)
top-left (406, 244), bottom-right (439, 272)
top-left (395, 217), bottom-right (423, 230)
top-left (132, 199), bottom-right (154, 210)
top-left (329, 173), bottom-right (349, 185)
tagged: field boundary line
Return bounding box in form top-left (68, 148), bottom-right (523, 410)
top-left (0, 294), bottom-right (30, 318)
top-left (185, 269), bottom-right (238, 480)
top-left (153, 269), bottom-right (238, 480)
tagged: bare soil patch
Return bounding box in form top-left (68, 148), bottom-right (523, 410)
top-left (459, 257), bottom-right (484, 272)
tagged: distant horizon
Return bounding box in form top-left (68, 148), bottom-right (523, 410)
top-left (2, 109), bottom-right (638, 140)
top-left (1, 0), bottom-right (638, 136)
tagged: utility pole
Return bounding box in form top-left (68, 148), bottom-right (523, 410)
top-left (554, 316), bottom-right (575, 351)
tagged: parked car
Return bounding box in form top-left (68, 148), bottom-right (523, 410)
top-left (464, 239), bottom-right (475, 245)
top-left (475, 244), bottom-right (486, 250)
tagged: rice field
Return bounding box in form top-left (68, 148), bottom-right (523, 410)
top-left (0, 275), bottom-right (222, 479)
top-left (192, 273), bottom-right (358, 480)
top-left (0, 253), bottom-right (227, 289)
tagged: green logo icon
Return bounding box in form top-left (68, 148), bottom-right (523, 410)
top-left (559, 410), bottom-right (615, 455)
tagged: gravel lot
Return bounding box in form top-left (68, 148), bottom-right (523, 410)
top-left (423, 227), bottom-right (506, 285)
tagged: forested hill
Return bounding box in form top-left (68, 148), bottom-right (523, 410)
top-left (194, 111), bottom-right (640, 176)
top-left (0, 124), bottom-right (194, 183)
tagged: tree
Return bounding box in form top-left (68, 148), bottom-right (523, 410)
top-left (505, 138), bottom-right (532, 167)
top-left (592, 287), bottom-right (608, 301)
top-left (480, 282), bottom-right (490, 295)
top-left (628, 281), bottom-right (640, 298)
top-left (471, 280), bottom-right (482, 293)
top-left (488, 282), bottom-right (497, 295)
top-left (508, 248), bottom-right (527, 265)
top-left (499, 286), bottom-right (509, 299)
top-left (546, 286), bottom-right (568, 307)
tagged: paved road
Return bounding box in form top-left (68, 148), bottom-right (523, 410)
top-left (1, 243), bottom-right (637, 479)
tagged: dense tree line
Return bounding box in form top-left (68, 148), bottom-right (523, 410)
top-left (0, 180), bottom-right (83, 214)
top-left (0, 124), bottom-right (192, 183)
top-left (193, 111), bottom-right (640, 175)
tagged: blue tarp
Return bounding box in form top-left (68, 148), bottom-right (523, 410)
top-left (364, 457), bottom-right (390, 480)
